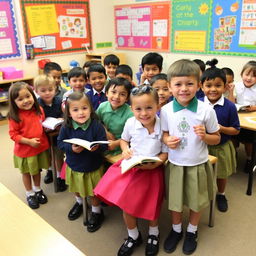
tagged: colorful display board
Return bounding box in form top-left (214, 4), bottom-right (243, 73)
top-left (20, 0), bottom-right (92, 56)
top-left (0, 0), bottom-right (21, 60)
top-left (114, 1), bottom-right (170, 52)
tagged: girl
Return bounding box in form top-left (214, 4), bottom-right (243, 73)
top-left (57, 92), bottom-right (108, 232)
top-left (228, 61), bottom-right (256, 173)
top-left (8, 82), bottom-right (49, 209)
top-left (94, 85), bottom-right (167, 256)
top-left (161, 59), bottom-right (220, 255)
top-left (96, 77), bottom-right (133, 156)
top-left (201, 59), bottom-right (240, 212)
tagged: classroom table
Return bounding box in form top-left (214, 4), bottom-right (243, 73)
top-left (0, 182), bottom-right (85, 256)
top-left (238, 111), bottom-right (256, 195)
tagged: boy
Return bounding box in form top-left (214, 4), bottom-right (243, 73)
top-left (193, 59), bottom-right (206, 99)
top-left (103, 54), bottom-right (120, 80)
top-left (222, 67), bottom-right (235, 98)
top-left (140, 52), bottom-right (163, 85)
top-left (44, 62), bottom-right (67, 98)
top-left (34, 75), bottom-right (66, 192)
top-left (115, 64), bottom-right (136, 86)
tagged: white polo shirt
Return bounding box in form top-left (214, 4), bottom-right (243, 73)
top-left (161, 99), bottom-right (219, 166)
top-left (235, 81), bottom-right (256, 105)
top-left (121, 116), bottom-right (167, 157)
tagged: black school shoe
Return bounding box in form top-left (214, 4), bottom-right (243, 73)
top-left (87, 210), bottom-right (104, 232)
top-left (145, 235), bottom-right (159, 256)
top-left (35, 190), bottom-right (48, 204)
top-left (243, 159), bottom-right (253, 173)
top-left (57, 178), bottom-right (67, 192)
top-left (182, 231), bottom-right (198, 255)
top-left (216, 194), bottom-right (228, 212)
top-left (117, 232), bottom-right (143, 256)
top-left (27, 195), bottom-right (39, 209)
top-left (44, 169), bottom-right (53, 184)
top-left (68, 202), bottom-right (83, 220)
top-left (164, 229), bottom-right (183, 253)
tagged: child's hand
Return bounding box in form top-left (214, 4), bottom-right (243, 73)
top-left (226, 83), bottom-right (235, 92)
top-left (122, 147), bottom-right (133, 159)
top-left (165, 136), bottom-right (180, 149)
top-left (106, 131), bottom-right (116, 141)
top-left (72, 144), bottom-right (84, 153)
top-left (138, 162), bottom-right (160, 170)
top-left (140, 72), bottom-right (147, 84)
top-left (194, 125), bottom-right (206, 140)
top-left (90, 145), bottom-right (99, 152)
top-left (29, 138), bottom-right (40, 148)
top-left (108, 140), bottom-right (118, 151)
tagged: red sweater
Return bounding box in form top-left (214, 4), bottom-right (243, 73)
top-left (9, 108), bottom-right (49, 158)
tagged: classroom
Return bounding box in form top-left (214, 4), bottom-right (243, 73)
top-left (0, 0), bottom-right (256, 255)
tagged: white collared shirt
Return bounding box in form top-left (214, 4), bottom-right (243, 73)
top-left (204, 95), bottom-right (224, 108)
top-left (92, 87), bottom-right (105, 95)
top-left (235, 81), bottom-right (256, 105)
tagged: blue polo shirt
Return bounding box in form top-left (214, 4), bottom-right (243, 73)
top-left (86, 88), bottom-right (107, 110)
top-left (201, 96), bottom-right (240, 145)
top-left (38, 96), bottom-right (63, 118)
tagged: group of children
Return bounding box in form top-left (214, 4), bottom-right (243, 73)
top-left (7, 51), bottom-right (256, 255)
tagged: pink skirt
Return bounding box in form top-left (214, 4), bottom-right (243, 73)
top-left (94, 159), bottom-right (165, 221)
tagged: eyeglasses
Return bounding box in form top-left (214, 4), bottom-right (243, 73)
top-left (131, 85), bottom-right (153, 95)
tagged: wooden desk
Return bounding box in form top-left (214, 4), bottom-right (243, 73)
top-left (0, 183), bottom-right (85, 256)
top-left (238, 112), bottom-right (256, 195)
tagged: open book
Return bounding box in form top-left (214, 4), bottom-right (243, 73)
top-left (235, 104), bottom-right (250, 112)
top-left (121, 156), bottom-right (162, 174)
top-left (42, 117), bottom-right (63, 130)
top-left (63, 138), bottom-right (109, 150)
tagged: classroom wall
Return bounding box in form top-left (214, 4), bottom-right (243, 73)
top-left (0, 0), bottom-right (254, 81)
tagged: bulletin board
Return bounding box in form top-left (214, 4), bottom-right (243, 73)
top-left (114, 1), bottom-right (170, 52)
top-left (0, 0), bottom-right (21, 60)
top-left (20, 0), bottom-right (92, 57)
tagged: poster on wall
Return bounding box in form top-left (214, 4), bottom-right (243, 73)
top-left (209, 0), bottom-right (256, 56)
top-left (171, 0), bottom-right (212, 53)
top-left (0, 0), bottom-right (21, 60)
top-left (114, 1), bottom-right (170, 52)
top-left (20, 0), bottom-right (92, 57)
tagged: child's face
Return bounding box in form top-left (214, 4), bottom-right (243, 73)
top-left (89, 72), bottom-right (106, 92)
top-left (202, 77), bottom-right (225, 104)
top-left (14, 88), bottom-right (34, 111)
top-left (69, 98), bottom-right (91, 124)
top-left (116, 73), bottom-right (132, 83)
top-left (69, 75), bottom-right (86, 92)
top-left (226, 74), bottom-right (234, 85)
top-left (106, 85), bottom-right (128, 110)
top-left (143, 64), bottom-right (161, 81)
top-left (152, 79), bottom-right (171, 106)
top-left (169, 76), bottom-right (199, 106)
top-left (48, 70), bottom-right (62, 87)
top-left (105, 64), bottom-right (118, 79)
top-left (36, 83), bottom-right (56, 105)
top-left (242, 68), bottom-right (256, 88)
top-left (131, 93), bottom-right (158, 129)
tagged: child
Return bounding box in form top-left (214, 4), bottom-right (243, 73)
top-left (201, 59), bottom-right (240, 212)
top-left (222, 67), bottom-right (235, 98)
top-left (95, 85), bottom-right (167, 256)
top-left (8, 82), bottom-right (49, 209)
top-left (44, 62), bottom-right (67, 98)
top-left (86, 64), bottom-right (107, 110)
top-left (57, 92), bottom-right (108, 232)
top-left (62, 67), bottom-right (89, 105)
top-left (193, 59), bottom-right (206, 99)
top-left (34, 75), bottom-right (66, 191)
top-left (140, 52), bottom-right (163, 85)
top-left (161, 59), bottom-right (220, 255)
top-left (103, 54), bottom-right (120, 79)
top-left (115, 64), bottom-right (135, 84)
top-left (96, 77), bottom-right (133, 156)
top-left (228, 61), bottom-right (256, 172)
top-left (150, 73), bottom-right (172, 116)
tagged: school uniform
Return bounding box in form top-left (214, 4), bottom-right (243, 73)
top-left (38, 96), bottom-right (62, 118)
top-left (86, 88), bottom-right (107, 110)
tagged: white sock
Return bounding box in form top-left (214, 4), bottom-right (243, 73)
top-left (149, 226), bottom-right (159, 236)
top-left (128, 227), bottom-right (139, 240)
top-left (57, 171), bottom-right (61, 178)
top-left (92, 205), bottom-right (101, 213)
top-left (75, 196), bottom-right (83, 205)
top-left (26, 190), bottom-right (35, 197)
top-left (33, 186), bottom-right (41, 192)
top-left (187, 223), bottom-right (197, 234)
top-left (48, 167), bottom-right (52, 171)
top-left (173, 223), bottom-right (182, 233)
top-left (217, 192), bottom-right (225, 195)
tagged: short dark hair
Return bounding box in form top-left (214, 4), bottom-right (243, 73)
top-left (87, 64), bottom-right (107, 78)
top-left (44, 62), bottom-right (62, 74)
top-left (103, 54), bottom-right (120, 66)
top-left (105, 77), bottom-right (133, 98)
top-left (193, 59), bottom-right (206, 73)
top-left (150, 73), bottom-right (168, 86)
top-left (115, 64), bottom-right (133, 79)
top-left (82, 61), bottom-right (98, 70)
top-left (141, 52), bottom-right (163, 70)
top-left (201, 59), bottom-right (226, 85)
top-left (221, 67), bottom-right (234, 77)
top-left (67, 67), bottom-right (87, 81)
